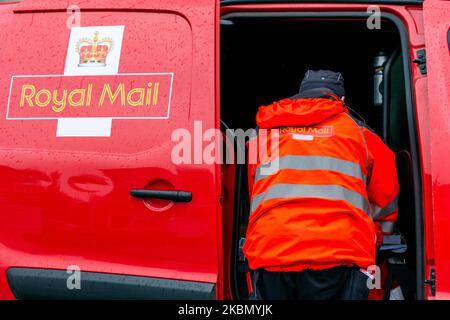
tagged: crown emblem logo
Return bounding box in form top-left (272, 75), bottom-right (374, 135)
top-left (75, 31), bottom-right (113, 67)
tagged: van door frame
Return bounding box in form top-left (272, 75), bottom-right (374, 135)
top-left (220, 10), bottom-right (425, 300)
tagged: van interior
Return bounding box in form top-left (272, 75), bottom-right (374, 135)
top-left (220, 15), bottom-right (423, 300)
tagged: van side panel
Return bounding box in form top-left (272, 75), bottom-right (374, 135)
top-left (0, 0), bottom-right (219, 299)
top-left (423, 0), bottom-right (450, 300)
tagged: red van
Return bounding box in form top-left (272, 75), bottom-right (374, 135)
top-left (0, 0), bottom-right (448, 300)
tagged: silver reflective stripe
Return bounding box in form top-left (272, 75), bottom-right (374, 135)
top-left (344, 113), bottom-right (369, 171)
top-left (379, 221), bottom-right (395, 233)
top-left (255, 155), bottom-right (365, 183)
top-left (372, 196), bottom-right (399, 219)
top-left (250, 183), bottom-right (370, 215)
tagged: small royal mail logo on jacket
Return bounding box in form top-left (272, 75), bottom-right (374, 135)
top-left (280, 126), bottom-right (334, 137)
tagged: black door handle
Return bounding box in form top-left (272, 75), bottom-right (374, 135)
top-left (130, 189), bottom-right (192, 203)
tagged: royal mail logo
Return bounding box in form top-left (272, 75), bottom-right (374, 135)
top-left (65, 25), bottom-right (124, 76)
top-left (280, 126), bottom-right (334, 137)
top-left (4, 25), bottom-right (175, 137)
top-left (6, 73), bottom-right (173, 120)
top-left (76, 31), bottom-right (113, 67)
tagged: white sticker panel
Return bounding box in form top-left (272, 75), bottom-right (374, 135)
top-left (61, 25), bottom-right (124, 136)
top-left (64, 25), bottom-right (124, 76)
top-left (56, 118), bottom-right (112, 137)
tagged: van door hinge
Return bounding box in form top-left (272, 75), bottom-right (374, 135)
top-left (424, 268), bottom-right (436, 296)
top-left (412, 49), bottom-right (427, 75)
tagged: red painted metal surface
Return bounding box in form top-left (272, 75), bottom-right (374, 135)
top-left (423, 0), bottom-right (450, 300)
top-left (0, 0), bottom-right (219, 300)
top-left (0, 0), bottom-right (448, 300)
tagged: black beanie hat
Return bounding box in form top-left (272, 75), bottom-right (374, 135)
top-left (292, 70), bottom-right (345, 99)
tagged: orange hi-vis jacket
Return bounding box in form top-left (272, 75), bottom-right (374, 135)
top-left (243, 97), bottom-right (399, 272)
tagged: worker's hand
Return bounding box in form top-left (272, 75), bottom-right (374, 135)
top-left (375, 222), bottom-right (384, 248)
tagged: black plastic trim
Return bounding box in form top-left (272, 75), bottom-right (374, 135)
top-left (448, 29), bottom-right (450, 50)
top-left (382, 48), bottom-right (400, 143)
top-left (230, 156), bottom-right (246, 300)
top-left (130, 189), bottom-right (192, 202)
top-left (412, 49), bottom-right (427, 75)
top-left (220, 120), bottom-right (247, 301)
top-left (221, 10), bottom-right (425, 300)
top-left (7, 268), bottom-right (216, 300)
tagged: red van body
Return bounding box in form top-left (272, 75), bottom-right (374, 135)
top-left (0, 0), bottom-right (448, 300)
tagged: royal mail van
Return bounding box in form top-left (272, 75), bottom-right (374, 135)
top-left (0, 0), bottom-right (448, 300)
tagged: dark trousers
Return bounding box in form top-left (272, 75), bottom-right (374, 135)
top-left (250, 266), bottom-right (369, 300)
